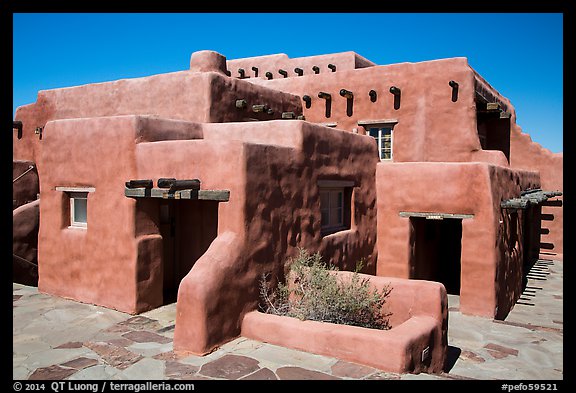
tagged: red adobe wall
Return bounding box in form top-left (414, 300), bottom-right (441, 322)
top-left (241, 274), bottom-right (448, 374)
top-left (13, 52), bottom-right (301, 165)
top-left (226, 51), bottom-right (375, 79)
top-left (376, 162), bottom-right (540, 318)
top-left (37, 116), bottom-right (205, 313)
top-left (14, 71), bottom-right (210, 165)
top-left (35, 113), bottom-right (379, 352)
top-left (38, 116), bottom-right (143, 312)
top-left (244, 57), bottom-right (507, 166)
top-left (509, 125), bottom-right (563, 258)
top-left (168, 121), bottom-right (379, 354)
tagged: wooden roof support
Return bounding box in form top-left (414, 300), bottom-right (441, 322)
top-left (501, 199), bottom-right (530, 209)
top-left (13, 120), bottom-right (23, 139)
top-left (339, 89), bottom-right (354, 99)
top-left (252, 104), bottom-right (269, 113)
top-left (501, 189), bottom-right (562, 209)
top-left (486, 102), bottom-right (501, 111)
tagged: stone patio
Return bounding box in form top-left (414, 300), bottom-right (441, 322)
top-left (13, 259), bottom-right (563, 380)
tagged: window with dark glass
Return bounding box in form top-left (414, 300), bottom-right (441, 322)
top-left (318, 180), bottom-right (353, 236)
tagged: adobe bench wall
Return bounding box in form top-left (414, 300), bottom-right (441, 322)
top-left (241, 273), bottom-right (448, 374)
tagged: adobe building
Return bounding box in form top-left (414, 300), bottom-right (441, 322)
top-left (13, 50), bottom-right (562, 356)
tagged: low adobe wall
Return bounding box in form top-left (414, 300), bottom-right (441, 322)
top-left (241, 273), bottom-right (448, 374)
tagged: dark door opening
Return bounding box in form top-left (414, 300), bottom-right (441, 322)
top-left (476, 106), bottom-right (511, 163)
top-left (159, 200), bottom-right (219, 304)
top-left (160, 201), bottom-right (177, 303)
top-left (410, 217), bottom-right (462, 295)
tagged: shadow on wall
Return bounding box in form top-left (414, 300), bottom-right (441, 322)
top-left (13, 200), bottom-right (40, 287)
top-left (495, 209), bottom-right (525, 320)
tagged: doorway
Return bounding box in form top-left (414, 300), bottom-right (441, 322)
top-left (159, 199), bottom-right (219, 304)
top-left (410, 217), bottom-right (462, 295)
top-left (476, 105), bottom-right (511, 163)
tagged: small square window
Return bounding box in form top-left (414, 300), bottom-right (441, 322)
top-left (70, 192), bottom-right (88, 228)
top-left (56, 187), bottom-right (94, 229)
top-left (70, 193), bottom-right (88, 227)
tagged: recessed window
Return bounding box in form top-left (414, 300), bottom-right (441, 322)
top-left (70, 192), bottom-right (88, 228)
top-left (56, 187), bottom-right (95, 229)
top-left (320, 188), bottom-right (343, 230)
top-left (318, 180), bottom-right (353, 236)
top-left (368, 126), bottom-right (394, 160)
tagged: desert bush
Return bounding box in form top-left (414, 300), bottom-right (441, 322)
top-left (259, 248), bottom-right (392, 330)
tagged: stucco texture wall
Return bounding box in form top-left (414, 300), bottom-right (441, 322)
top-left (244, 57), bottom-right (510, 166)
top-left (509, 124), bottom-right (563, 257)
top-left (156, 120), bottom-right (379, 354)
top-left (35, 113), bottom-right (379, 353)
top-left (38, 116), bottom-right (141, 312)
top-left (13, 69), bottom-right (302, 165)
top-left (375, 161), bottom-right (539, 318)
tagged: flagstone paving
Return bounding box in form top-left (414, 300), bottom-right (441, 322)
top-left (13, 259), bottom-right (563, 381)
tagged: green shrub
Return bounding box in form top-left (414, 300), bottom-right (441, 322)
top-left (259, 248), bottom-right (392, 330)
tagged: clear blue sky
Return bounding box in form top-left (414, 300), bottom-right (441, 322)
top-left (12, 13), bottom-right (563, 153)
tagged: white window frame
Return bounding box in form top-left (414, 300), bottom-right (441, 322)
top-left (368, 126), bottom-right (393, 160)
top-left (56, 187), bottom-right (95, 229)
top-left (70, 192), bottom-right (88, 228)
top-left (358, 120), bottom-right (397, 161)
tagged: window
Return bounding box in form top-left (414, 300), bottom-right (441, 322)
top-left (368, 126), bottom-right (393, 160)
top-left (56, 187), bottom-right (95, 229)
top-left (318, 180), bottom-right (353, 236)
top-left (320, 188), bottom-right (343, 230)
top-left (70, 192), bottom-right (88, 228)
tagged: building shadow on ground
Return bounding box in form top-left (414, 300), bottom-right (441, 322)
top-left (444, 345), bottom-right (461, 372)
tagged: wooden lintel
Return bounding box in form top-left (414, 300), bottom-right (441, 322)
top-left (357, 119), bottom-right (398, 128)
top-left (125, 187), bottom-right (230, 202)
top-left (399, 211), bottom-right (474, 220)
top-left (317, 180), bottom-right (355, 188)
top-left (486, 102), bottom-right (501, 111)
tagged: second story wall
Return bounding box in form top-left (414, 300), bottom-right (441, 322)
top-left (509, 124), bottom-right (563, 256)
top-left (247, 57), bottom-right (508, 165)
top-left (226, 51), bottom-right (375, 80)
